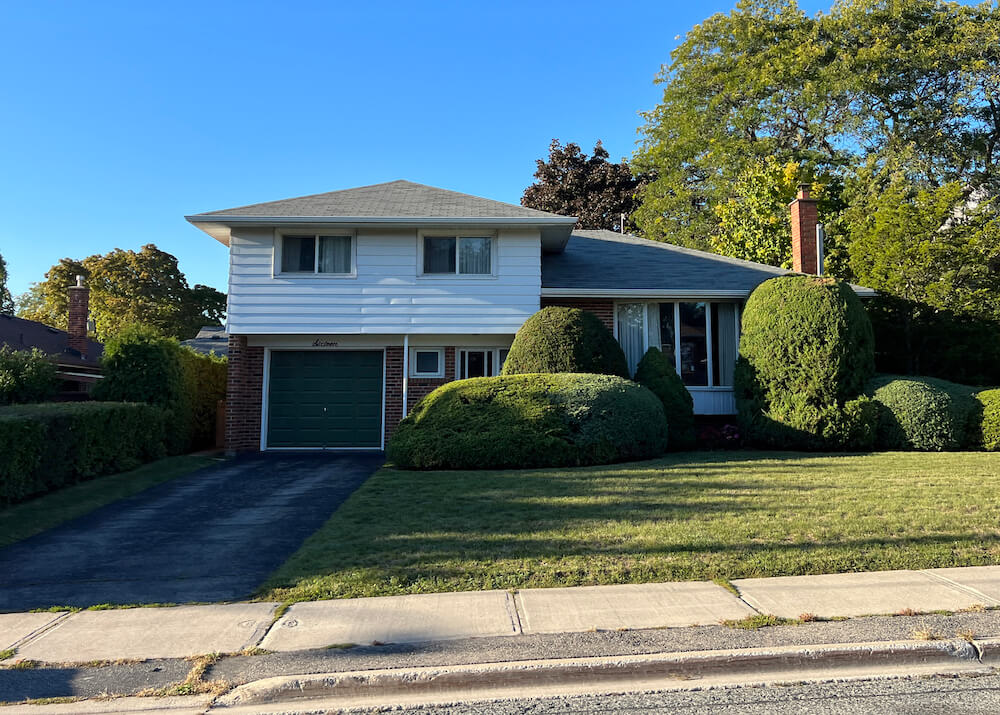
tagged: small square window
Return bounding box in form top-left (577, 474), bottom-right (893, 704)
top-left (410, 348), bottom-right (444, 377)
top-left (423, 237), bottom-right (456, 274)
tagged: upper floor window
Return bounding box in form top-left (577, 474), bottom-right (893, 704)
top-left (421, 235), bottom-right (493, 276)
top-left (279, 234), bottom-right (354, 275)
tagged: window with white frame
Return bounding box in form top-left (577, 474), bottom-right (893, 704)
top-left (409, 348), bottom-right (445, 378)
top-left (458, 348), bottom-right (509, 378)
top-left (616, 302), bottom-right (740, 387)
top-left (421, 235), bottom-right (493, 275)
top-left (279, 234), bottom-right (354, 275)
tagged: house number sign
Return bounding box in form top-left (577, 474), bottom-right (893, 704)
top-left (312, 339), bottom-right (339, 347)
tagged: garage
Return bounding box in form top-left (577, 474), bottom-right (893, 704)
top-left (265, 350), bottom-right (384, 449)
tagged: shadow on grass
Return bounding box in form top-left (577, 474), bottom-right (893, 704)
top-left (260, 450), bottom-right (1000, 598)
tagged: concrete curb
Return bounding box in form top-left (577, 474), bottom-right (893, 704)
top-left (213, 637), bottom-right (1000, 709)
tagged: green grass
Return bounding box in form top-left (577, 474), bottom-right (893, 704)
top-left (258, 451), bottom-right (1000, 602)
top-left (0, 455), bottom-right (216, 548)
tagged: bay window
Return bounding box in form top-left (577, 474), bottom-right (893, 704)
top-left (616, 301), bottom-right (741, 387)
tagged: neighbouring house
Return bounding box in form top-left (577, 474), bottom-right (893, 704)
top-left (180, 325), bottom-right (229, 357)
top-left (0, 277), bottom-right (103, 397)
top-left (187, 180), bottom-right (873, 452)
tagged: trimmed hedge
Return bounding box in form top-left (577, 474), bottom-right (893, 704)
top-left (501, 307), bottom-right (629, 378)
top-left (0, 402), bottom-right (167, 504)
top-left (0, 346), bottom-right (58, 405)
top-left (94, 325), bottom-right (227, 452)
top-left (868, 375), bottom-right (981, 451)
top-left (387, 373), bottom-right (668, 469)
top-left (978, 389), bottom-right (1000, 451)
top-left (179, 347), bottom-right (227, 451)
top-left (736, 275), bottom-right (876, 450)
top-left (634, 347), bottom-right (696, 450)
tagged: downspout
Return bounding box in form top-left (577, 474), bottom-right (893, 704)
top-left (402, 334), bottom-right (409, 420)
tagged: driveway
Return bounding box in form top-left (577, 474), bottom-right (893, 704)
top-left (0, 453), bottom-right (383, 612)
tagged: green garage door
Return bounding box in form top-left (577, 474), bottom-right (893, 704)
top-left (266, 350), bottom-right (383, 448)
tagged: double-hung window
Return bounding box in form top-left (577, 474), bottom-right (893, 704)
top-left (421, 235), bottom-right (493, 276)
top-left (279, 234), bottom-right (354, 275)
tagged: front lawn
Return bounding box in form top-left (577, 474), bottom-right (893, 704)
top-left (0, 455), bottom-right (216, 548)
top-left (259, 451), bottom-right (1000, 602)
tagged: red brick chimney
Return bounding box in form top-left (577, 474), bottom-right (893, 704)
top-left (67, 275), bottom-right (90, 356)
top-left (790, 184), bottom-right (820, 274)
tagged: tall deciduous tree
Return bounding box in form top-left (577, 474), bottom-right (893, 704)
top-left (0, 253), bottom-right (13, 315)
top-left (17, 244), bottom-right (225, 341)
top-left (522, 140), bottom-right (650, 231)
top-left (632, 0), bottom-right (1000, 253)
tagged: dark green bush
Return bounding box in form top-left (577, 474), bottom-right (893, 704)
top-left (868, 375), bottom-right (981, 451)
top-left (634, 347), bottom-right (695, 450)
top-left (0, 346), bottom-right (58, 404)
top-left (736, 276), bottom-right (877, 449)
top-left (179, 347), bottom-right (227, 451)
top-left (94, 325), bottom-right (227, 453)
top-left (388, 373), bottom-right (668, 469)
top-left (501, 307), bottom-right (629, 378)
top-left (0, 402), bottom-right (167, 504)
top-left (741, 394), bottom-right (881, 451)
top-left (978, 389), bottom-right (1000, 451)
top-left (867, 293), bottom-right (1000, 386)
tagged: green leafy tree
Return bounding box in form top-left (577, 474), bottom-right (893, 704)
top-left (633, 0), bottom-right (1000, 252)
top-left (0, 253), bottom-right (13, 315)
top-left (522, 140), bottom-right (651, 231)
top-left (845, 157), bottom-right (1000, 322)
top-left (713, 158), bottom-right (846, 269)
top-left (17, 245), bottom-right (225, 340)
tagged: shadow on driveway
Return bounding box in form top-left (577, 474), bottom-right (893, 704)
top-left (0, 452), bottom-right (383, 612)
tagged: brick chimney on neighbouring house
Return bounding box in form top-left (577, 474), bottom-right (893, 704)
top-left (67, 275), bottom-right (90, 356)
top-left (790, 184), bottom-right (821, 274)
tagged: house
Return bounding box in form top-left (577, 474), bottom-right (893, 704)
top-left (180, 325), bottom-right (229, 357)
top-left (0, 277), bottom-right (103, 396)
top-left (187, 180), bottom-right (873, 452)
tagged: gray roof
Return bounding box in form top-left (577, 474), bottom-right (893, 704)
top-left (0, 314), bottom-right (103, 367)
top-left (180, 325), bottom-right (228, 357)
top-left (543, 230), bottom-right (875, 297)
top-left (189, 180), bottom-right (569, 221)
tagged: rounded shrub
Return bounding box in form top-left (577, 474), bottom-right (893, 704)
top-left (501, 307), bottom-right (629, 378)
top-left (0, 346), bottom-right (58, 405)
top-left (387, 373), bottom-right (668, 469)
top-left (868, 375), bottom-right (980, 451)
top-left (978, 389), bottom-right (1000, 451)
top-left (736, 275), bottom-right (876, 449)
top-left (634, 347), bottom-right (695, 450)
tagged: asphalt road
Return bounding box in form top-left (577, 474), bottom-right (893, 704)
top-left (384, 674), bottom-right (1000, 714)
top-left (0, 452), bottom-right (381, 611)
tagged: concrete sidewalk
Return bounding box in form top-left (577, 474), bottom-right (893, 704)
top-left (4, 566), bottom-right (1000, 664)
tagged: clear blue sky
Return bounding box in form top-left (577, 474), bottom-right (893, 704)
top-left (0, 0), bottom-right (831, 299)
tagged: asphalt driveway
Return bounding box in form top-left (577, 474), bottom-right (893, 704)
top-left (0, 452), bottom-right (383, 612)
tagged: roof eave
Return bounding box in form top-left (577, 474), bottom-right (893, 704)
top-left (186, 215), bottom-right (578, 246)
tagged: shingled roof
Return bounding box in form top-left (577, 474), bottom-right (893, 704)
top-left (0, 314), bottom-right (103, 367)
top-left (188, 180), bottom-right (570, 221)
top-left (542, 230), bottom-right (876, 297)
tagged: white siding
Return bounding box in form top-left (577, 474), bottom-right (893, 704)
top-left (689, 388), bottom-right (737, 415)
top-left (227, 227), bottom-right (541, 334)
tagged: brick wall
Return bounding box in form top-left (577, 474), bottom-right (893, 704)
top-left (540, 297), bottom-right (615, 333)
top-left (384, 346), bottom-right (457, 444)
top-left (225, 334), bottom-right (264, 452)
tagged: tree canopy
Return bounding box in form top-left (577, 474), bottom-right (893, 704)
top-left (632, 0), bottom-right (1000, 258)
top-left (522, 140), bottom-right (650, 231)
top-left (17, 244), bottom-right (225, 341)
top-left (0, 253), bottom-right (12, 316)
